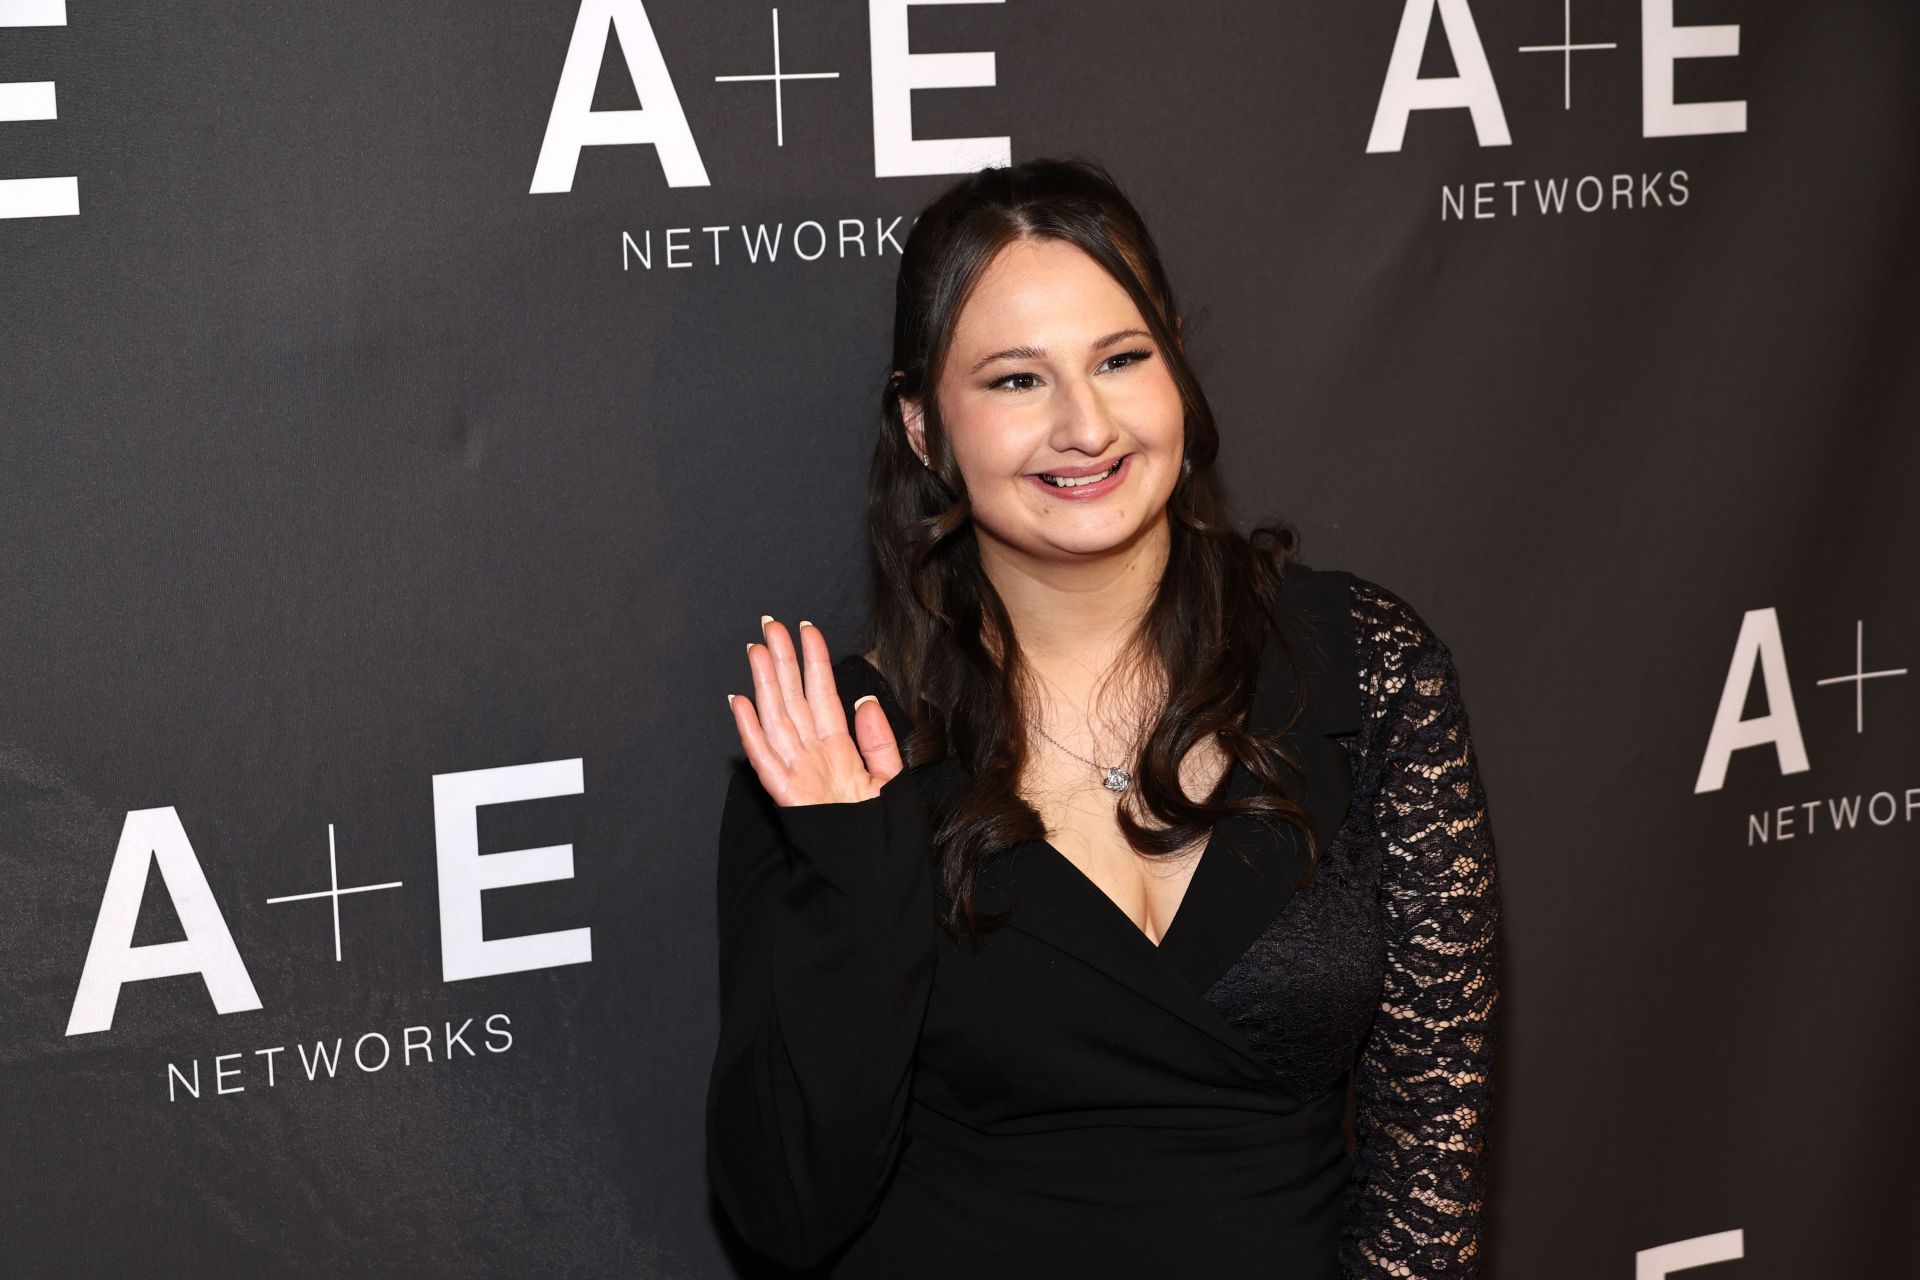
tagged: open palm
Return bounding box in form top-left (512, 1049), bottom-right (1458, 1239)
top-left (727, 617), bottom-right (905, 807)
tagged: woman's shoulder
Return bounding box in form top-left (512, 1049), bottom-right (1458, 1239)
top-left (1276, 561), bottom-right (1464, 745)
top-left (1285, 561), bottom-right (1450, 666)
top-left (1344, 572), bottom-right (1454, 677)
top-left (1313, 568), bottom-right (1484, 787)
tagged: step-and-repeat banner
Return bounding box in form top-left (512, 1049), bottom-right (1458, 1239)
top-left (3, 2), bottom-right (1914, 1276)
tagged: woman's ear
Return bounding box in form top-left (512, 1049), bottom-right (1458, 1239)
top-left (897, 383), bottom-right (927, 464)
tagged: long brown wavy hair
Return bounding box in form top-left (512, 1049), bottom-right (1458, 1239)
top-left (864, 155), bottom-right (1316, 946)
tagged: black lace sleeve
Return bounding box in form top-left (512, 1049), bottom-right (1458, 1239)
top-left (1338, 576), bottom-right (1504, 1278)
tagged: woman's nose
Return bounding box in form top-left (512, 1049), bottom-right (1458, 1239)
top-left (1048, 373), bottom-right (1121, 455)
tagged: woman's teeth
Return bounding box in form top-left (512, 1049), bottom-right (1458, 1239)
top-left (1039, 459), bottom-right (1122, 488)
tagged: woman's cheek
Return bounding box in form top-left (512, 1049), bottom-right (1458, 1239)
top-left (1118, 375), bottom-right (1180, 420)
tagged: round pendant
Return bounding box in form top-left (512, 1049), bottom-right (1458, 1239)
top-left (1102, 767), bottom-right (1130, 793)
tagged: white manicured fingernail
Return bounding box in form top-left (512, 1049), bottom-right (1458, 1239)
top-left (798, 620), bottom-right (814, 629)
top-left (853, 695), bottom-right (877, 709)
top-left (759, 614), bottom-right (773, 629)
top-left (726, 694), bottom-right (736, 709)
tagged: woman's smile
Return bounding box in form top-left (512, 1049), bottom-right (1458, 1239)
top-left (1024, 452), bottom-right (1134, 500)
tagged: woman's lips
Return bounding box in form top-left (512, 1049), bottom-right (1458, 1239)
top-left (1025, 453), bottom-right (1131, 501)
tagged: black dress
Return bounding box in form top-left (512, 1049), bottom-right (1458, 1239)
top-left (706, 564), bottom-right (1502, 1277)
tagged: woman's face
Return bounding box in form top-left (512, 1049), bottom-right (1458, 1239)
top-left (900, 237), bottom-right (1185, 572)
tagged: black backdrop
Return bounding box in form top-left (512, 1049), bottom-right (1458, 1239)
top-left (3, 2), bottom-right (1916, 1276)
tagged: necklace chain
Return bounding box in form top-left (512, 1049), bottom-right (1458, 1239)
top-left (1020, 705), bottom-right (1140, 794)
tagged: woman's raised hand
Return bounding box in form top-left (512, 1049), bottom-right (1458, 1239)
top-left (728, 617), bottom-right (904, 807)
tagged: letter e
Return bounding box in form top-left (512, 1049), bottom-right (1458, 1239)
top-left (1643, 0), bottom-right (1746, 137)
top-left (433, 759), bottom-right (592, 981)
top-left (869, 0), bottom-right (1011, 177)
top-left (0, 0), bottom-right (79, 219)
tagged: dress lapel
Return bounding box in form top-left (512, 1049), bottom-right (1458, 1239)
top-left (1156, 564), bottom-right (1360, 995)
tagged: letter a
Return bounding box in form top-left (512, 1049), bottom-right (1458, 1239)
top-left (530, 0), bottom-right (710, 193)
top-left (1366, 0), bottom-right (1512, 153)
top-left (1694, 608), bottom-right (1810, 794)
top-left (66, 807), bottom-right (262, 1036)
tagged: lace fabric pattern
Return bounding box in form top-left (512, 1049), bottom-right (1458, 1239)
top-left (1337, 575), bottom-right (1503, 1278)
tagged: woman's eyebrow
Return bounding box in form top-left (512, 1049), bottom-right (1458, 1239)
top-left (967, 328), bottom-right (1152, 375)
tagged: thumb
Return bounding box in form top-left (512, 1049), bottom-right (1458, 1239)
top-left (851, 695), bottom-right (906, 785)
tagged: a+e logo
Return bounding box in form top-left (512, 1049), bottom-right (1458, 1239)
top-left (1368, 0), bottom-right (1748, 152)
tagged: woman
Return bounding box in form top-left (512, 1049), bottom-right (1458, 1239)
top-left (707, 156), bottom-right (1501, 1278)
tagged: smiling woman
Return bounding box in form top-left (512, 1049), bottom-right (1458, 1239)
top-left (897, 235), bottom-right (1188, 567)
top-left (708, 156), bottom-right (1502, 1278)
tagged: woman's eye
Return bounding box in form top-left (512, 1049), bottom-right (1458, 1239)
top-left (987, 371), bottom-right (1039, 392)
top-left (1103, 349), bottom-right (1154, 372)
top-left (985, 350), bottom-right (1153, 393)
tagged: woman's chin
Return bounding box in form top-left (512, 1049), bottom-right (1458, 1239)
top-left (989, 521), bottom-right (1166, 567)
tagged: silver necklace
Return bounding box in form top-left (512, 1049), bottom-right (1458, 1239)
top-left (1020, 707), bottom-right (1139, 794)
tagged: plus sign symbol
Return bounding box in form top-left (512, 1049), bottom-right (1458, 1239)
top-left (714, 7), bottom-right (841, 146)
top-left (1815, 620), bottom-right (1910, 734)
top-left (266, 824), bottom-right (404, 962)
top-left (1517, 0), bottom-right (1618, 110)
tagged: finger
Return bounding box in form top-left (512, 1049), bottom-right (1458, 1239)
top-left (727, 692), bottom-right (793, 801)
top-left (796, 621), bottom-right (848, 741)
top-left (760, 617), bottom-right (820, 743)
top-left (851, 695), bottom-right (906, 784)
top-left (746, 641), bottom-right (801, 766)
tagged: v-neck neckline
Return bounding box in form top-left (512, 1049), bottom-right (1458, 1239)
top-left (855, 642), bottom-right (1268, 960)
top-left (1031, 748), bottom-right (1248, 954)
